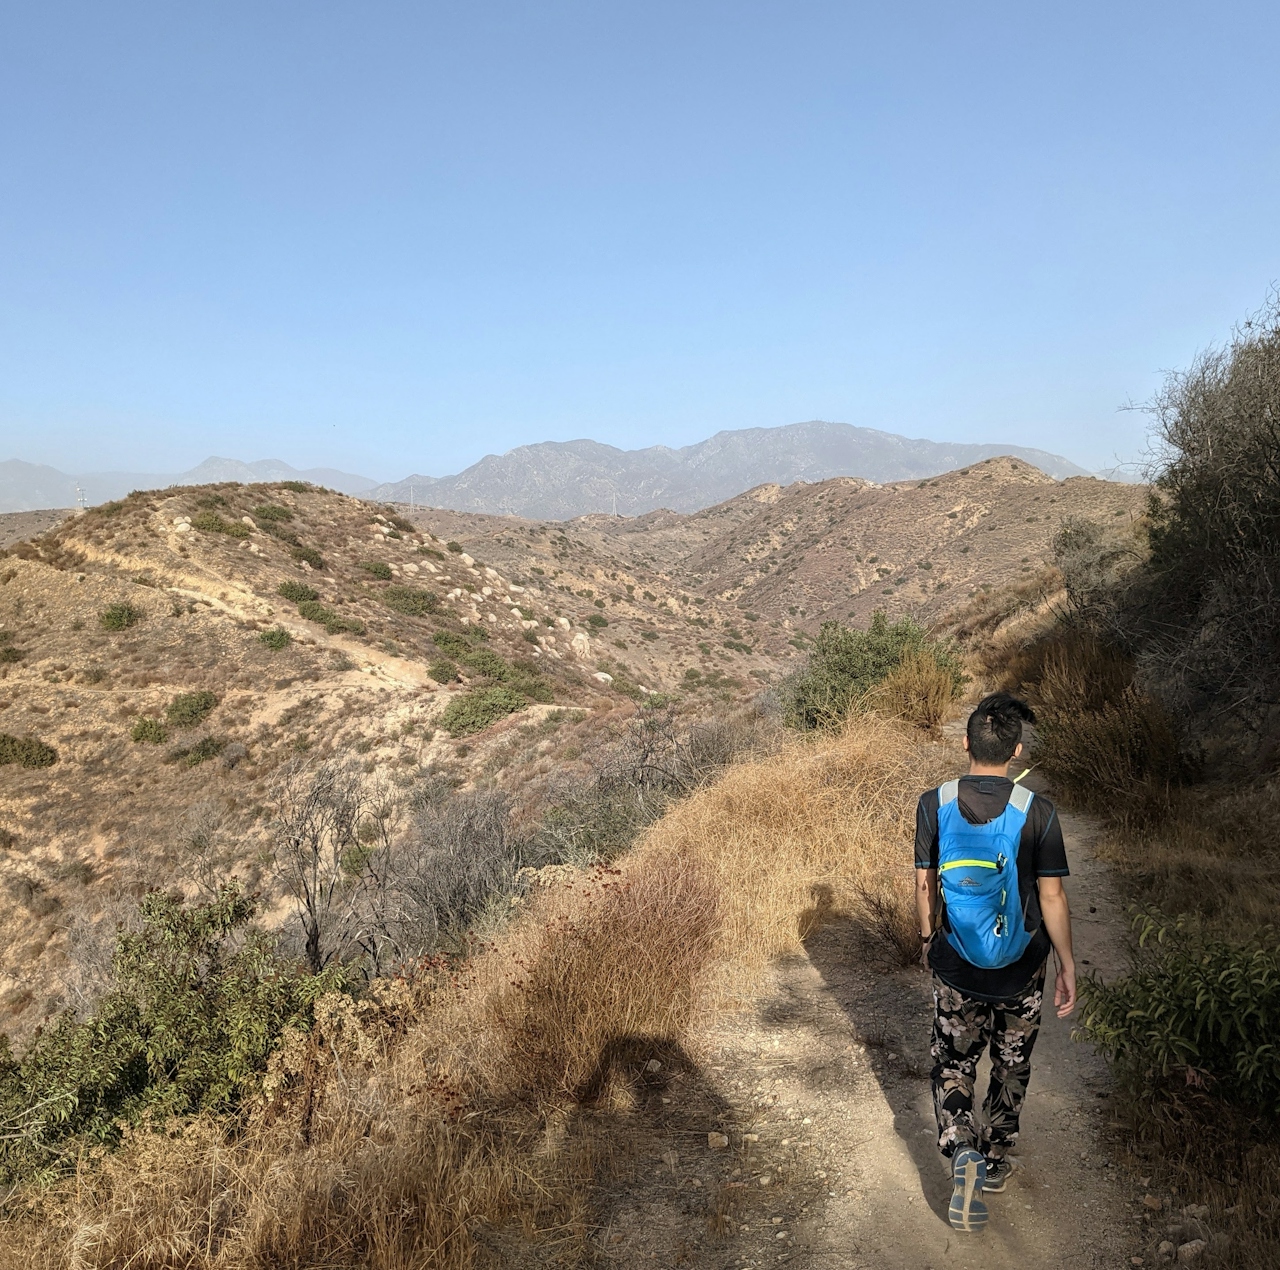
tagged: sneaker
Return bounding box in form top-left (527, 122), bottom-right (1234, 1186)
top-left (983, 1156), bottom-right (1018, 1193)
top-left (948, 1147), bottom-right (989, 1232)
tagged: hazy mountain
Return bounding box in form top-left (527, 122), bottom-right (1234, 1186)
top-left (372, 421), bottom-right (1098, 519)
top-left (0, 456), bottom-right (378, 512)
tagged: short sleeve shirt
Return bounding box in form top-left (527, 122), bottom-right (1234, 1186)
top-left (915, 776), bottom-right (1068, 1001)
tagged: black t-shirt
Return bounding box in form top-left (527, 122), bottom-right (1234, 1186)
top-left (915, 776), bottom-right (1068, 1002)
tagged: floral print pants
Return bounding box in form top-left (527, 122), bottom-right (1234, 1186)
top-left (930, 968), bottom-right (1046, 1161)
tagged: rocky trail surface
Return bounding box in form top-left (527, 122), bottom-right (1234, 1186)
top-left (564, 760), bottom-right (1138, 1269)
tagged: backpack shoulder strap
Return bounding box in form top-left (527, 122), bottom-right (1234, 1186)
top-left (939, 779), bottom-right (960, 806)
top-left (1008, 784), bottom-right (1034, 814)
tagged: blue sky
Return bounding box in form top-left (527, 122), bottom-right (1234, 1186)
top-left (1, 2), bottom-right (1278, 480)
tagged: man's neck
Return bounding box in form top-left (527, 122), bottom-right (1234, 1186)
top-left (967, 763), bottom-right (1011, 778)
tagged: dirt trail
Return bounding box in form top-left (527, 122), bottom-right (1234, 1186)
top-left (581, 775), bottom-right (1136, 1268)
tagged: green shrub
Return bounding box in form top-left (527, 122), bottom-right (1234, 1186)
top-left (0, 646), bottom-right (22, 663)
top-left (130, 717), bottom-right (166, 744)
top-left (191, 510), bottom-right (250, 538)
top-left (277, 580), bottom-right (318, 603)
top-left (99, 602), bottom-right (141, 631)
top-left (586, 613), bottom-right (608, 628)
top-left (429, 657), bottom-right (459, 683)
top-left (1079, 913), bottom-right (1280, 1118)
top-left (417, 545), bottom-right (445, 560)
top-left (0, 734), bottom-right (58, 768)
top-left (0, 883), bottom-right (339, 1184)
top-left (461, 647), bottom-right (509, 679)
top-left (362, 561), bottom-right (393, 580)
top-left (386, 513), bottom-right (415, 533)
top-left (259, 626), bottom-right (292, 650)
top-left (279, 480), bottom-right (310, 493)
top-left (252, 504), bottom-right (294, 522)
top-left (296, 600), bottom-right (365, 635)
top-left (166, 690), bottom-right (217, 727)
top-left (439, 686), bottom-right (526, 737)
top-left (183, 735), bottom-right (226, 766)
top-left (382, 585), bottom-right (438, 616)
top-left (446, 541), bottom-right (463, 553)
top-left (432, 630), bottom-right (473, 658)
top-left (290, 545), bottom-right (325, 569)
top-left (783, 611), bottom-right (966, 731)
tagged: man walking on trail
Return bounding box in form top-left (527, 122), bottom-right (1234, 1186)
top-left (914, 692), bottom-right (1076, 1233)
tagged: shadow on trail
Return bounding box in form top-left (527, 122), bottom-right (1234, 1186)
top-left (795, 889), bottom-right (955, 1226)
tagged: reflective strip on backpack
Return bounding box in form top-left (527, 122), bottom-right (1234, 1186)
top-left (1008, 784), bottom-right (1035, 813)
top-left (939, 858), bottom-right (1000, 872)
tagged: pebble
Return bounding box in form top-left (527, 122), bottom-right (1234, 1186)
top-left (1143, 1195), bottom-right (1164, 1211)
top-left (1177, 1242), bottom-right (1206, 1264)
top-left (707, 1133), bottom-right (729, 1150)
top-left (1157, 1242), bottom-right (1176, 1258)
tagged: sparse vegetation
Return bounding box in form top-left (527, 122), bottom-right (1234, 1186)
top-left (98, 602), bottom-right (141, 631)
top-left (258, 625), bottom-right (292, 650)
top-left (165, 690), bottom-right (217, 728)
top-left (129, 717), bottom-right (166, 744)
top-left (438, 685), bottom-right (527, 736)
top-left (0, 734), bottom-right (58, 768)
top-left (191, 510), bottom-right (250, 538)
top-left (290, 545), bottom-right (325, 569)
top-left (296, 600), bottom-right (365, 635)
top-left (382, 584), bottom-right (439, 616)
top-left (361, 561), bottom-right (393, 580)
top-left (277, 579), bottom-right (318, 603)
top-left (252, 503), bottom-right (293, 522)
top-left (783, 611), bottom-right (965, 731)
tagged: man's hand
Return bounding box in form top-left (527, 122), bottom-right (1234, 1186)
top-left (1054, 957), bottom-right (1077, 1018)
top-left (919, 933), bottom-right (932, 969)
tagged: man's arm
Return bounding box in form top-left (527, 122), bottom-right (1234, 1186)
top-left (1037, 875), bottom-right (1076, 1018)
top-left (915, 868), bottom-right (938, 966)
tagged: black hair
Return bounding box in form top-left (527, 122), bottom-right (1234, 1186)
top-left (966, 692), bottom-right (1036, 765)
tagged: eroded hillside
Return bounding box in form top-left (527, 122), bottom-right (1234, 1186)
top-left (0, 460), bottom-right (1141, 1038)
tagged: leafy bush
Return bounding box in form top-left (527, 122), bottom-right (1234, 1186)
top-left (291, 545), bottom-right (325, 569)
top-left (296, 600), bottom-right (365, 635)
top-left (99, 602), bottom-right (141, 631)
top-left (259, 625), bottom-right (292, 650)
top-left (0, 646), bottom-right (22, 663)
top-left (0, 883), bottom-right (338, 1184)
top-left (130, 717), bottom-right (166, 744)
top-left (438, 686), bottom-right (527, 737)
top-left (870, 648), bottom-right (965, 732)
top-left (191, 511), bottom-right (250, 538)
top-left (586, 613), bottom-right (608, 628)
top-left (277, 580), bottom-right (318, 603)
top-left (432, 630), bottom-right (472, 658)
top-left (0, 734), bottom-right (58, 768)
top-left (461, 647), bottom-right (509, 679)
top-left (429, 657), bottom-right (459, 683)
top-left (252, 504), bottom-right (294, 522)
top-left (382, 585), bottom-right (438, 616)
top-left (362, 561), bottom-right (393, 580)
top-left (279, 479), bottom-right (310, 493)
top-left (783, 612), bottom-right (966, 731)
top-left (182, 736), bottom-right (226, 766)
top-left (166, 690), bottom-right (217, 728)
top-left (446, 541), bottom-right (463, 553)
top-left (1079, 913), bottom-right (1280, 1118)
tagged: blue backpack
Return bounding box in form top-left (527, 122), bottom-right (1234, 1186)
top-left (936, 779), bottom-right (1035, 969)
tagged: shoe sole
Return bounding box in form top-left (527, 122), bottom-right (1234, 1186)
top-left (948, 1149), bottom-right (988, 1232)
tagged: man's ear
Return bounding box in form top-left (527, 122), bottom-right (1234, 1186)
top-left (962, 735), bottom-right (970, 753)
top-left (1013, 742), bottom-right (1023, 759)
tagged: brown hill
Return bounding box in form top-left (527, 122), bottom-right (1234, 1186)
top-left (0, 459), bottom-right (1140, 1036)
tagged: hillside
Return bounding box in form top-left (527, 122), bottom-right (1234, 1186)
top-left (0, 459), bottom-right (1141, 1038)
top-left (371, 420), bottom-right (1095, 516)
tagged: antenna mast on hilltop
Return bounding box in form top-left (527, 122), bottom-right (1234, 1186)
top-left (409, 482), bottom-right (415, 514)
top-left (75, 483), bottom-right (87, 513)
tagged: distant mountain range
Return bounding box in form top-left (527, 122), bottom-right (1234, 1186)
top-left (370, 421), bottom-right (1098, 519)
top-left (0, 457), bottom-right (378, 512)
top-left (1, 421), bottom-right (1107, 516)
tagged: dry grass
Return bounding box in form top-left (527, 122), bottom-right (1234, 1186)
top-left (0, 717), bottom-right (950, 1268)
top-left (868, 649), bottom-right (960, 733)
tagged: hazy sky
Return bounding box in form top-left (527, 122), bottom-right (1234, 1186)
top-left (2, 2), bottom-right (1278, 480)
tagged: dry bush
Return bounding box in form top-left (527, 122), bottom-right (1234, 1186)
top-left (0, 717), bottom-right (949, 1267)
top-left (869, 649), bottom-right (959, 732)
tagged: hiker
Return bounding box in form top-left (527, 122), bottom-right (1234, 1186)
top-left (914, 692), bottom-right (1075, 1233)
